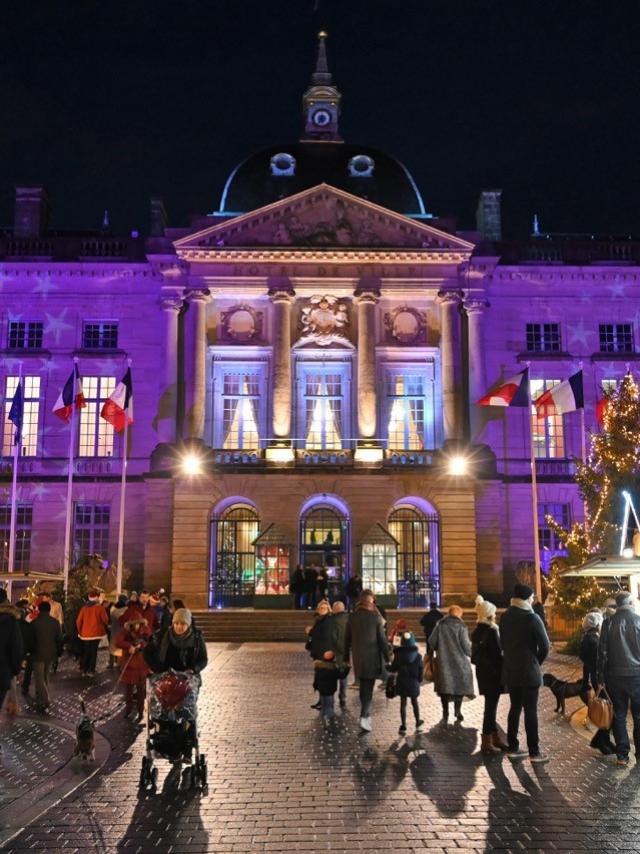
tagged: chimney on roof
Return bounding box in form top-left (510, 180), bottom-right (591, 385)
top-left (476, 189), bottom-right (502, 241)
top-left (149, 197), bottom-right (168, 237)
top-left (14, 186), bottom-right (51, 238)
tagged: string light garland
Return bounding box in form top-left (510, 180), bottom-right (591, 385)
top-left (546, 372), bottom-right (640, 617)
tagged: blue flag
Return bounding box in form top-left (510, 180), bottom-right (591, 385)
top-left (8, 380), bottom-right (24, 445)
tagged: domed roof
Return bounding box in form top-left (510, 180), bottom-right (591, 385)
top-left (217, 142), bottom-right (427, 218)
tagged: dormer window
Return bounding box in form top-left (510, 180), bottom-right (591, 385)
top-left (270, 153), bottom-right (296, 177)
top-left (348, 155), bottom-right (375, 178)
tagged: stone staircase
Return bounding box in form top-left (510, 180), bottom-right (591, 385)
top-left (192, 608), bottom-right (479, 643)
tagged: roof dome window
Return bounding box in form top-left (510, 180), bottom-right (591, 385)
top-left (348, 154), bottom-right (375, 178)
top-left (270, 152), bottom-right (296, 177)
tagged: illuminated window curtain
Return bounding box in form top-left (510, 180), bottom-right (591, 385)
top-left (530, 379), bottom-right (565, 458)
top-left (3, 376), bottom-right (41, 457)
top-left (305, 375), bottom-right (342, 449)
top-left (79, 376), bottom-right (115, 457)
top-left (222, 375), bottom-right (259, 449)
top-left (387, 375), bottom-right (424, 450)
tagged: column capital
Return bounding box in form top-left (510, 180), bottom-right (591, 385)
top-left (436, 288), bottom-right (464, 306)
top-left (159, 295), bottom-right (183, 313)
top-left (184, 288), bottom-right (211, 304)
top-left (268, 286), bottom-right (296, 303)
top-left (464, 297), bottom-right (490, 315)
top-left (353, 287), bottom-right (380, 305)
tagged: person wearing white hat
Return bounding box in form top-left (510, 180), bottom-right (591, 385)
top-left (472, 595), bottom-right (507, 754)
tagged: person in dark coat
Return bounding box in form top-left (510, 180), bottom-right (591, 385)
top-left (345, 573), bottom-right (363, 611)
top-left (144, 608), bottom-right (208, 678)
top-left (15, 600), bottom-right (34, 697)
top-left (0, 589), bottom-right (24, 718)
top-left (313, 650), bottom-right (340, 727)
top-left (345, 593), bottom-right (390, 732)
top-left (332, 601), bottom-right (350, 707)
top-left (579, 610), bottom-right (614, 755)
top-left (291, 565), bottom-right (305, 610)
top-left (429, 605), bottom-right (475, 723)
top-left (471, 596), bottom-right (507, 754)
top-left (306, 601), bottom-right (334, 709)
top-left (31, 601), bottom-right (64, 713)
top-left (597, 590), bottom-right (640, 765)
top-left (315, 567), bottom-right (329, 604)
top-left (389, 631), bottom-right (424, 734)
top-left (420, 602), bottom-right (444, 652)
top-left (500, 582), bottom-right (550, 763)
top-left (303, 566), bottom-right (318, 609)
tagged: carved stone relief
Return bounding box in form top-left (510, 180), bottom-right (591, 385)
top-left (384, 305), bottom-right (426, 345)
top-left (220, 304), bottom-right (263, 343)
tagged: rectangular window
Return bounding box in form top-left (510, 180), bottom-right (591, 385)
top-left (221, 373), bottom-right (260, 449)
top-left (386, 373), bottom-right (426, 450)
top-left (78, 376), bottom-right (116, 456)
top-left (304, 372), bottom-right (343, 449)
top-left (530, 379), bottom-right (565, 458)
top-left (73, 503), bottom-right (110, 561)
top-left (8, 321), bottom-right (43, 350)
top-left (526, 323), bottom-right (561, 353)
top-left (599, 323), bottom-right (633, 353)
top-left (2, 376), bottom-right (40, 457)
top-left (0, 503), bottom-right (33, 571)
top-left (538, 502), bottom-right (570, 552)
top-left (601, 378), bottom-right (618, 395)
top-left (82, 322), bottom-right (118, 350)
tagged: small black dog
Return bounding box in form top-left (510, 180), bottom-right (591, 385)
top-left (543, 673), bottom-right (592, 716)
top-left (74, 701), bottom-right (95, 763)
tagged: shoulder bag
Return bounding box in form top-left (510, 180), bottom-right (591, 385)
top-left (588, 686), bottom-right (614, 730)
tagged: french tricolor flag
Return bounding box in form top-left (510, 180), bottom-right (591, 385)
top-left (534, 371), bottom-right (584, 417)
top-left (52, 365), bottom-right (86, 423)
top-left (100, 367), bottom-right (133, 433)
top-left (477, 369), bottom-right (530, 407)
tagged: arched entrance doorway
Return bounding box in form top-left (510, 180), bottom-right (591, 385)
top-left (299, 496), bottom-right (349, 599)
top-left (209, 501), bottom-right (260, 607)
top-left (388, 498), bottom-right (440, 607)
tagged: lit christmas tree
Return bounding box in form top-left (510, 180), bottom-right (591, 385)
top-left (547, 371), bottom-right (640, 614)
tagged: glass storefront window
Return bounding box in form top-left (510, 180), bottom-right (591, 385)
top-left (362, 542), bottom-right (397, 596)
top-left (255, 544), bottom-right (290, 595)
top-left (300, 505), bottom-right (348, 586)
top-left (388, 504), bottom-right (440, 607)
top-left (210, 503), bottom-right (259, 606)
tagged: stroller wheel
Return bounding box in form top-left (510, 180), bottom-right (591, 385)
top-left (138, 756), bottom-right (149, 790)
top-left (189, 764), bottom-right (199, 789)
top-left (150, 766), bottom-right (158, 789)
top-left (199, 754), bottom-right (208, 787)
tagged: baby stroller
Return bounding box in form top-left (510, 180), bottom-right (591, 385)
top-left (139, 669), bottom-right (207, 791)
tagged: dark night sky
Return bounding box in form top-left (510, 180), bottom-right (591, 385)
top-left (1, 0), bottom-right (639, 238)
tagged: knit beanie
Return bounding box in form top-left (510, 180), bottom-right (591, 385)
top-left (514, 583), bottom-right (534, 600)
top-left (401, 631), bottom-right (417, 648)
top-left (475, 595), bottom-right (497, 622)
top-left (582, 611), bottom-right (603, 631)
top-left (172, 607), bottom-right (192, 627)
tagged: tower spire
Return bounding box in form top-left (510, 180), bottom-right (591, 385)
top-left (312, 30), bottom-right (332, 85)
top-left (302, 30), bottom-right (342, 142)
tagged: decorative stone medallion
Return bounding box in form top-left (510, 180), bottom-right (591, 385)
top-left (221, 304), bottom-right (262, 343)
top-left (299, 295), bottom-right (350, 346)
top-left (384, 305), bottom-right (426, 345)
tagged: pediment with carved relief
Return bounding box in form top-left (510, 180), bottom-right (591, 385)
top-left (174, 185), bottom-right (474, 252)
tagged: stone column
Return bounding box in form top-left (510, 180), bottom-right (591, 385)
top-left (184, 288), bottom-right (211, 442)
top-left (157, 296), bottom-right (182, 444)
top-left (269, 281), bottom-right (295, 440)
top-left (436, 289), bottom-right (463, 441)
top-left (464, 298), bottom-right (490, 441)
top-left (354, 285), bottom-right (380, 440)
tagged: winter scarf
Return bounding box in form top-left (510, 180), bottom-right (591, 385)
top-left (159, 625), bottom-right (195, 662)
top-left (510, 598), bottom-right (534, 612)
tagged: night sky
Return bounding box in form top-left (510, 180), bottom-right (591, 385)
top-left (1, 0), bottom-right (638, 239)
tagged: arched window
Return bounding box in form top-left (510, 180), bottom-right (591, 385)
top-left (388, 501), bottom-right (440, 607)
top-left (300, 502), bottom-right (349, 594)
top-left (210, 503), bottom-right (259, 607)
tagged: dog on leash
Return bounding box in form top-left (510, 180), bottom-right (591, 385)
top-left (543, 673), bottom-right (592, 716)
top-left (74, 701), bottom-right (95, 763)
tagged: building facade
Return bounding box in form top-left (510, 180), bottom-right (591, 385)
top-left (1, 36), bottom-right (638, 608)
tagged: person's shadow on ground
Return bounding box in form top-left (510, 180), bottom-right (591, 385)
top-left (410, 723), bottom-right (481, 816)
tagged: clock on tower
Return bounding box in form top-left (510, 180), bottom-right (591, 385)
top-left (302, 31), bottom-right (342, 142)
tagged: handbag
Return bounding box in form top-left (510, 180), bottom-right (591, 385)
top-left (385, 673), bottom-right (397, 699)
top-left (423, 652), bottom-right (436, 683)
top-left (588, 686), bottom-right (614, 730)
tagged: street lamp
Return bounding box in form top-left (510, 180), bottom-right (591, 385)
top-left (448, 455), bottom-right (469, 476)
top-left (181, 451), bottom-right (203, 476)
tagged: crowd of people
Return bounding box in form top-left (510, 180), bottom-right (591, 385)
top-left (0, 586), bottom-right (207, 725)
top-left (303, 582), bottom-right (640, 767)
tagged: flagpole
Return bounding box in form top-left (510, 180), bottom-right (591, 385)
top-left (7, 363), bottom-right (23, 601)
top-left (116, 359), bottom-right (131, 595)
top-left (526, 364), bottom-right (543, 603)
top-left (62, 358), bottom-right (79, 597)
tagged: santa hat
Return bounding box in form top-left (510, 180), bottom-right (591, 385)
top-left (475, 595), bottom-right (497, 622)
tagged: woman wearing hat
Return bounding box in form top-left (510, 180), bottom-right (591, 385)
top-left (143, 608), bottom-right (208, 678)
top-left (579, 609), bottom-right (615, 755)
top-left (472, 595), bottom-right (508, 754)
top-left (115, 614), bottom-right (151, 721)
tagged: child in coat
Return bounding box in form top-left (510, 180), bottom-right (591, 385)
top-left (115, 616), bottom-right (151, 721)
top-left (389, 632), bottom-right (424, 734)
top-left (313, 650), bottom-right (340, 726)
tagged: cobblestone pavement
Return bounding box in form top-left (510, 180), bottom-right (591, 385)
top-left (2, 643), bottom-right (640, 853)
